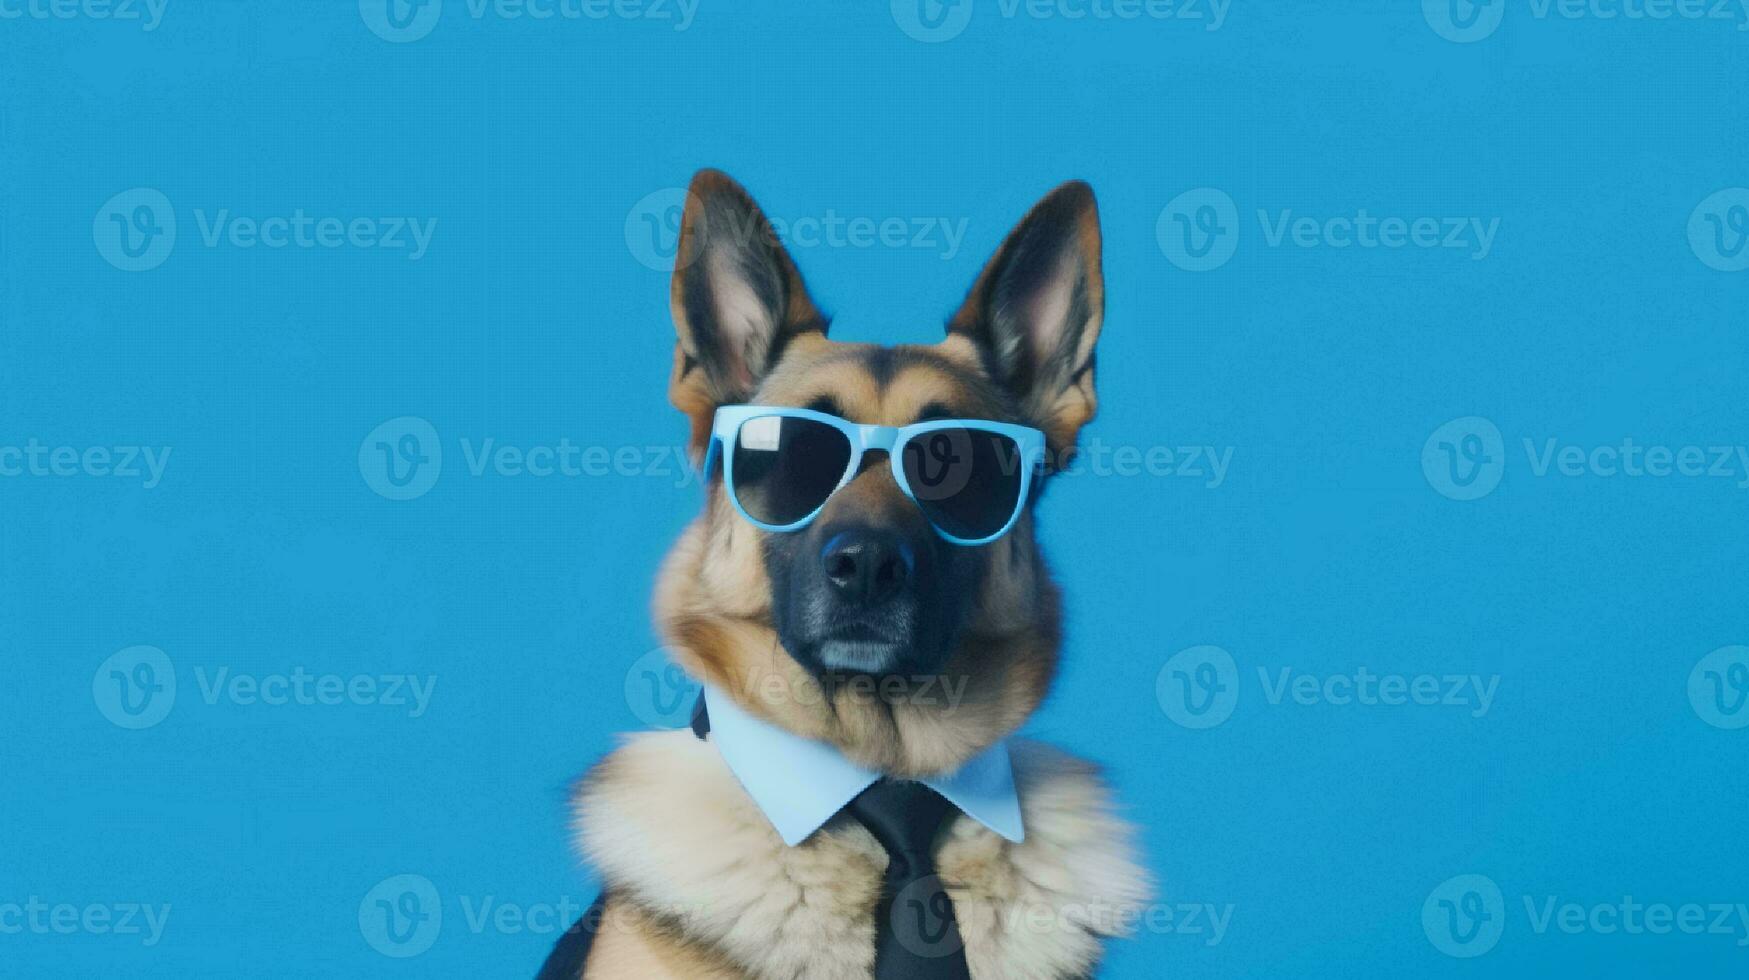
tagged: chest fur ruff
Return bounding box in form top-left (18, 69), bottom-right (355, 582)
top-left (571, 730), bottom-right (1151, 979)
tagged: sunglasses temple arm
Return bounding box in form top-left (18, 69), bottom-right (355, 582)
top-left (700, 437), bottom-right (721, 490)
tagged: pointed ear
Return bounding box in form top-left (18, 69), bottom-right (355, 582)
top-left (668, 169), bottom-right (825, 457)
top-left (948, 181), bottom-right (1104, 462)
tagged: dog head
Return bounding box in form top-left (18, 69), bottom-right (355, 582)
top-left (654, 170), bottom-right (1104, 776)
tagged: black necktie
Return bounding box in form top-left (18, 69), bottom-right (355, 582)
top-left (843, 779), bottom-right (973, 979)
top-left (689, 695), bottom-right (971, 978)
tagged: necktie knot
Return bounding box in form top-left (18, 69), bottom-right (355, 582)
top-left (845, 779), bottom-right (959, 865)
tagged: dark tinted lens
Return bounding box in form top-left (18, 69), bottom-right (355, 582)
top-left (901, 427), bottom-right (1025, 541)
top-left (729, 415), bottom-right (853, 527)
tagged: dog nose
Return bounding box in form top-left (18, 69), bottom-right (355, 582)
top-left (820, 529), bottom-right (915, 604)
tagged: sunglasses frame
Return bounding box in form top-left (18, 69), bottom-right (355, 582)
top-left (704, 404), bottom-right (1048, 546)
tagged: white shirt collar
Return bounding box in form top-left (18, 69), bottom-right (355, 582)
top-left (701, 685), bottom-right (1026, 847)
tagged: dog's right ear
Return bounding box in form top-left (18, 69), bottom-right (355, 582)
top-left (668, 169), bottom-right (824, 458)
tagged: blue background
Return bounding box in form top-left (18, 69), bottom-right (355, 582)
top-left (3, 1), bottom-right (1747, 976)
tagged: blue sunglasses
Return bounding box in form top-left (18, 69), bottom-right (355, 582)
top-left (703, 405), bottom-right (1047, 546)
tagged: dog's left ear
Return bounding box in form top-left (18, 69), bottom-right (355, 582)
top-left (948, 181), bottom-right (1103, 462)
top-left (668, 169), bottom-right (826, 458)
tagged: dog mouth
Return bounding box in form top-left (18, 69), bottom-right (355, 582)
top-left (813, 622), bottom-right (909, 673)
top-left (817, 638), bottom-right (907, 673)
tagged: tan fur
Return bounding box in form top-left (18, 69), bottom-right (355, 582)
top-left (573, 731), bottom-right (1150, 980)
top-left (585, 898), bottom-right (743, 979)
top-left (655, 504), bottom-right (1057, 777)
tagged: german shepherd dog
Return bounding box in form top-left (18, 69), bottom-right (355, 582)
top-left (542, 171), bottom-right (1149, 978)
